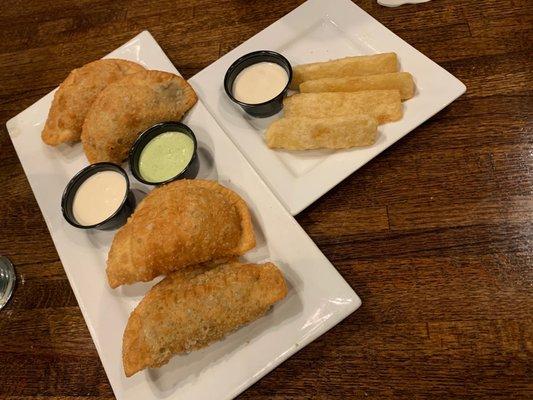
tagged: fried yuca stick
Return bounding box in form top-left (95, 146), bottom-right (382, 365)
top-left (283, 90), bottom-right (402, 124)
top-left (289, 53), bottom-right (398, 90)
top-left (300, 72), bottom-right (415, 100)
top-left (266, 116), bottom-right (377, 150)
top-left (122, 261), bottom-right (287, 377)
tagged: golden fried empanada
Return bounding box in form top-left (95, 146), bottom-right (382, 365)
top-left (81, 70), bottom-right (197, 163)
top-left (123, 261), bottom-right (287, 377)
top-left (41, 59), bottom-right (145, 146)
top-left (106, 180), bottom-right (255, 288)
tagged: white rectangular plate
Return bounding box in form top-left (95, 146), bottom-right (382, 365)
top-left (6, 31), bottom-right (360, 400)
top-left (190, 0), bottom-right (466, 215)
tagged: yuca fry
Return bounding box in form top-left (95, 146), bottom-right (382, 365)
top-left (266, 115), bottom-right (377, 150)
top-left (289, 53), bottom-right (398, 90)
top-left (283, 91), bottom-right (402, 124)
top-left (300, 72), bottom-right (415, 100)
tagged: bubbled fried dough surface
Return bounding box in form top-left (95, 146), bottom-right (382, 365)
top-left (81, 70), bottom-right (197, 163)
top-left (106, 180), bottom-right (255, 288)
top-left (41, 59), bottom-right (145, 146)
top-left (122, 261), bottom-right (288, 377)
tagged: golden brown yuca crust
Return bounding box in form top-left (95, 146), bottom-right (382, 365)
top-left (122, 261), bottom-right (287, 377)
top-left (81, 70), bottom-right (197, 163)
top-left (266, 116), bottom-right (377, 150)
top-left (289, 53), bottom-right (398, 90)
top-left (299, 72), bottom-right (415, 100)
top-left (41, 59), bottom-right (145, 146)
top-left (283, 90), bottom-right (402, 124)
top-left (106, 180), bottom-right (255, 288)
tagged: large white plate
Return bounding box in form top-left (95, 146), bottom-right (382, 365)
top-left (190, 0), bottom-right (466, 215)
top-left (6, 31), bottom-right (360, 400)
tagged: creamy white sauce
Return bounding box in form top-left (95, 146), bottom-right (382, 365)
top-left (378, 0), bottom-right (432, 7)
top-left (73, 170), bottom-right (127, 226)
top-left (232, 62), bottom-right (288, 104)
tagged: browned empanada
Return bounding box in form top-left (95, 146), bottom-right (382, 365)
top-left (106, 180), bottom-right (255, 288)
top-left (123, 261), bottom-right (287, 377)
top-left (81, 70), bottom-right (197, 164)
top-left (41, 59), bottom-right (145, 146)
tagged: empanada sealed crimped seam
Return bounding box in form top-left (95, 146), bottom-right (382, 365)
top-left (41, 59), bottom-right (145, 146)
top-left (106, 180), bottom-right (255, 288)
top-left (122, 261), bottom-right (287, 377)
top-left (81, 70), bottom-right (197, 164)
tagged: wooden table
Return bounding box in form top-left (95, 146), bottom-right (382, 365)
top-left (0, 0), bottom-right (531, 398)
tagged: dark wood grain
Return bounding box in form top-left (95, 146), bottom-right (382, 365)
top-left (0, 0), bottom-right (532, 399)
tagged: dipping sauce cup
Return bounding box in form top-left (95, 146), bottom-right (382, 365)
top-left (62, 163), bottom-right (135, 230)
top-left (129, 121), bottom-right (199, 185)
top-left (224, 50), bottom-right (292, 118)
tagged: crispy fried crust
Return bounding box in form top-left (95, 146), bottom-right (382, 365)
top-left (81, 70), bottom-right (197, 163)
top-left (41, 59), bottom-right (145, 146)
top-left (299, 72), bottom-right (415, 100)
top-left (289, 53), bottom-right (398, 90)
top-left (283, 90), bottom-right (402, 124)
top-left (266, 116), bottom-right (378, 150)
top-left (106, 180), bottom-right (255, 288)
top-left (122, 261), bottom-right (287, 377)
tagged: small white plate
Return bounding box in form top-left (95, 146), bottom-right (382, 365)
top-left (190, 0), bottom-right (466, 215)
top-left (6, 31), bottom-right (360, 400)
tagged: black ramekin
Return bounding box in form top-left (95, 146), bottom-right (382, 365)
top-left (129, 121), bottom-right (199, 185)
top-left (224, 50), bottom-right (292, 118)
top-left (61, 163), bottom-right (135, 230)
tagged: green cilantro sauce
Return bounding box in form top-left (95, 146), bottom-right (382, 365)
top-left (139, 131), bottom-right (194, 183)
